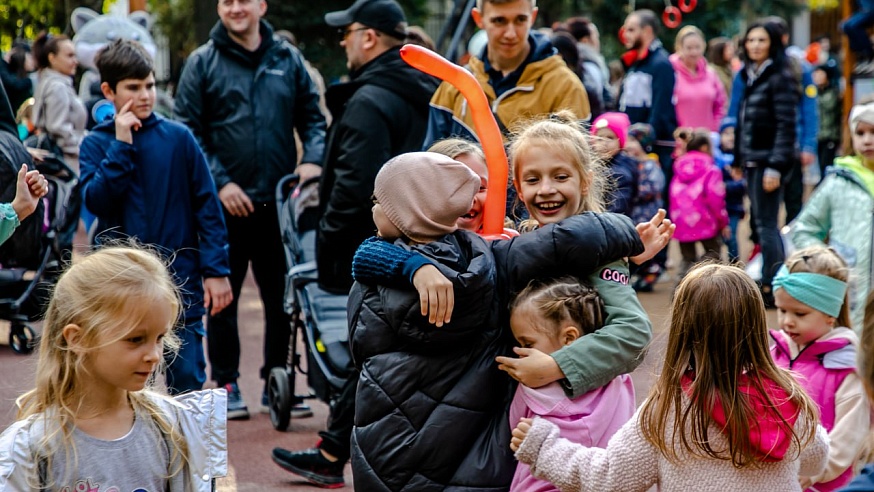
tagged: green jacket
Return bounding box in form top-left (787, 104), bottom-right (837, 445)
top-left (551, 260), bottom-right (652, 397)
top-left (791, 156), bottom-right (873, 331)
top-left (817, 85), bottom-right (841, 142)
top-left (0, 203), bottom-right (19, 246)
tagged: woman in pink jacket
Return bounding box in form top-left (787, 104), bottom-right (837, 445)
top-left (670, 129), bottom-right (728, 279)
top-left (670, 26), bottom-right (727, 132)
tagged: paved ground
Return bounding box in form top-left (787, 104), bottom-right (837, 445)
top-left (0, 224), bottom-right (776, 491)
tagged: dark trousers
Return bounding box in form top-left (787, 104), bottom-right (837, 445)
top-left (747, 166), bottom-right (785, 287)
top-left (783, 160), bottom-right (804, 224)
top-left (207, 203), bottom-right (290, 385)
top-left (678, 237), bottom-right (722, 277)
top-left (818, 140), bottom-right (839, 182)
top-left (318, 368), bottom-right (359, 463)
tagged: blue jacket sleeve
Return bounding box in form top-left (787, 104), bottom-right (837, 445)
top-left (185, 131), bottom-right (231, 279)
top-left (798, 64), bottom-right (818, 155)
top-left (422, 105), bottom-right (454, 150)
top-left (79, 135), bottom-right (137, 216)
top-left (352, 237), bottom-right (431, 287)
top-left (726, 71), bottom-right (743, 121)
top-left (607, 158), bottom-right (637, 217)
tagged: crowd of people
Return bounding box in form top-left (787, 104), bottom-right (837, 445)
top-left (0, 0), bottom-right (873, 490)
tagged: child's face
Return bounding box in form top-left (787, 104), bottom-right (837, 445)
top-left (592, 128), bottom-right (621, 159)
top-left (624, 138), bottom-right (646, 160)
top-left (455, 152), bottom-right (489, 232)
top-left (853, 121), bottom-right (874, 165)
top-left (719, 126), bottom-right (735, 151)
top-left (510, 301), bottom-right (574, 354)
top-left (372, 203), bottom-right (403, 240)
top-left (774, 288), bottom-right (835, 349)
top-left (515, 146), bottom-right (583, 226)
top-left (812, 68), bottom-right (828, 88)
top-left (102, 73), bottom-right (157, 121)
top-left (81, 301), bottom-right (173, 394)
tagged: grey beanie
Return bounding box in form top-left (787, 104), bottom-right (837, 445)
top-left (374, 152), bottom-right (479, 242)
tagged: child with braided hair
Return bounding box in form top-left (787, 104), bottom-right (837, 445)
top-left (508, 278), bottom-right (635, 492)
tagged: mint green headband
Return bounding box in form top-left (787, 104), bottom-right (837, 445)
top-left (772, 264), bottom-right (847, 318)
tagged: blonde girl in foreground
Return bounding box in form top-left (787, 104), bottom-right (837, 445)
top-left (511, 263), bottom-right (828, 492)
top-left (0, 246), bottom-right (227, 491)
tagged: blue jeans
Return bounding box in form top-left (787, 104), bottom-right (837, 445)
top-left (746, 166), bottom-right (785, 287)
top-left (726, 213), bottom-right (742, 262)
top-left (165, 317), bottom-right (207, 395)
top-left (843, 6), bottom-right (874, 58)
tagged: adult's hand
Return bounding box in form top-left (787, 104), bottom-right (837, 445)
top-left (295, 163), bottom-right (322, 183)
top-left (412, 264), bottom-right (454, 327)
top-left (219, 182), bottom-right (255, 217)
top-left (496, 347), bottom-right (564, 388)
top-left (630, 209), bottom-right (675, 265)
top-left (203, 277), bottom-right (233, 316)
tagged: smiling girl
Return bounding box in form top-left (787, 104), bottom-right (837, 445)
top-left (791, 98), bottom-right (874, 330)
top-left (0, 246), bottom-right (227, 491)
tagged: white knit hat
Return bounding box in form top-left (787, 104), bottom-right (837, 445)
top-left (373, 152), bottom-right (479, 242)
top-left (850, 101), bottom-right (874, 132)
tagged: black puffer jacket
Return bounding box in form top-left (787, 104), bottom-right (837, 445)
top-left (316, 47), bottom-right (439, 294)
top-left (173, 21), bottom-right (326, 203)
top-left (347, 213), bottom-right (644, 491)
top-left (735, 61), bottom-right (799, 173)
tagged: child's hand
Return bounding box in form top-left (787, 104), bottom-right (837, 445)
top-left (11, 164), bottom-right (47, 220)
top-left (114, 100), bottom-right (142, 144)
top-left (630, 209), bottom-right (675, 265)
top-left (510, 418), bottom-right (533, 452)
top-left (412, 264), bottom-right (453, 327)
top-left (496, 347), bottom-right (564, 388)
top-left (203, 277), bottom-right (233, 316)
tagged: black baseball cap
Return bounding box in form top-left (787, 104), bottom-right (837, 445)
top-left (325, 0), bottom-right (408, 40)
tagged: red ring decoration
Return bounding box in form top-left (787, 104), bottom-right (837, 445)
top-left (618, 26), bottom-right (626, 45)
top-left (678, 0), bottom-right (697, 13)
top-left (662, 6), bottom-right (682, 29)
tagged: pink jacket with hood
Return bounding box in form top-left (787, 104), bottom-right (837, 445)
top-left (770, 328), bottom-right (870, 492)
top-left (670, 54), bottom-right (727, 132)
top-left (669, 150), bottom-right (728, 242)
top-left (508, 375), bottom-right (635, 492)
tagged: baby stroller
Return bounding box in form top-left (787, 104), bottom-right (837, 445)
top-left (0, 132), bottom-right (80, 354)
top-left (267, 174), bottom-right (353, 431)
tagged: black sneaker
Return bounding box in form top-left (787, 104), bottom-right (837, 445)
top-left (260, 390), bottom-right (314, 417)
top-left (224, 382), bottom-right (250, 420)
top-left (272, 447), bottom-right (345, 488)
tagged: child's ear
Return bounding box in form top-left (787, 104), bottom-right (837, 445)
top-left (100, 82), bottom-right (115, 102)
top-left (62, 324), bottom-right (83, 351)
top-left (560, 326), bottom-right (581, 346)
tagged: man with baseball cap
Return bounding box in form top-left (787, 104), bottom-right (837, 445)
top-left (271, 0), bottom-right (439, 487)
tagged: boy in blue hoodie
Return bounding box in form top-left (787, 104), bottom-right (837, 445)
top-left (79, 39), bottom-right (232, 395)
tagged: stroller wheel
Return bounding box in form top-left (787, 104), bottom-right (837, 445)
top-left (9, 324), bottom-right (36, 355)
top-left (268, 367), bottom-right (292, 431)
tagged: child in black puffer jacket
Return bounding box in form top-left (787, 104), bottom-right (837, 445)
top-left (349, 151), bottom-right (645, 492)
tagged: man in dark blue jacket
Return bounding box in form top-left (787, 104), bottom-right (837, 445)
top-left (174, 0), bottom-right (326, 419)
top-left (80, 39), bottom-right (232, 395)
top-left (618, 9), bottom-right (678, 188)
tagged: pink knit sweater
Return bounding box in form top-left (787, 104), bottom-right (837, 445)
top-left (515, 407), bottom-right (829, 492)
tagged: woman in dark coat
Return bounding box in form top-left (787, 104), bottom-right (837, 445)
top-left (734, 21), bottom-right (799, 305)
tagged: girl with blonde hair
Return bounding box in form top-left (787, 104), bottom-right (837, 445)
top-left (511, 263), bottom-right (828, 491)
top-left (0, 245), bottom-right (227, 490)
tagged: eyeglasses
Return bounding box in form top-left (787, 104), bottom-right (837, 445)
top-left (339, 27), bottom-right (369, 40)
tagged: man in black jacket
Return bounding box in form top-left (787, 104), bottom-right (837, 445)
top-left (173, 0), bottom-right (326, 420)
top-left (271, 0), bottom-right (438, 488)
